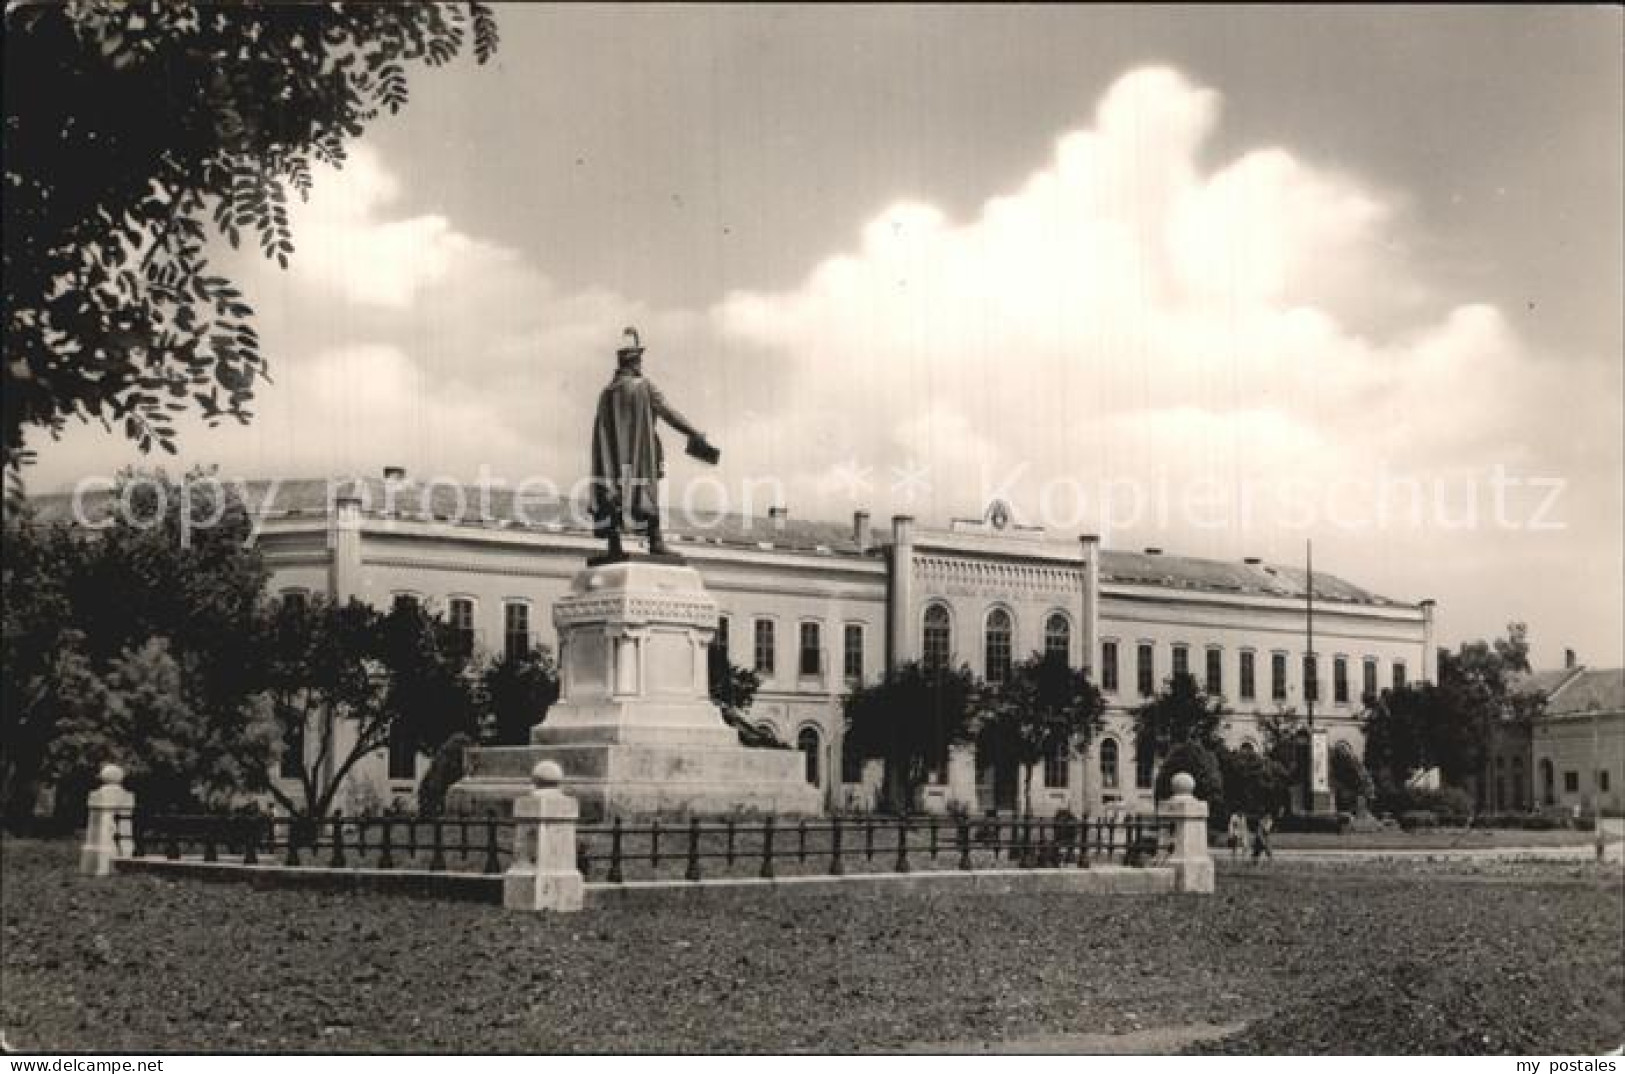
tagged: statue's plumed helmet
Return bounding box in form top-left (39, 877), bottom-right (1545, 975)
top-left (616, 326), bottom-right (643, 358)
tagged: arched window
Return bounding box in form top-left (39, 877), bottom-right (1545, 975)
top-left (1044, 613), bottom-right (1071, 663)
top-left (1539, 758), bottom-right (1555, 806)
top-left (1099, 739), bottom-right (1120, 790)
top-left (922, 604), bottom-right (952, 672)
top-left (985, 608), bottom-right (1013, 684)
top-left (797, 727), bottom-right (821, 786)
top-left (1238, 740), bottom-right (1258, 757)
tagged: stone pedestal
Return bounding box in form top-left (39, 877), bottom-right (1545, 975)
top-left (1162, 772), bottom-right (1215, 894)
top-left (451, 558), bottom-right (820, 820)
top-left (1303, 726), bottom-right (1335, 816)
top-left (79, 764), bottom-right (134, 877)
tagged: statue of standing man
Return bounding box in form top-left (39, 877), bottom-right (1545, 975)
top-left (590, 327), bottom-right (719, 560)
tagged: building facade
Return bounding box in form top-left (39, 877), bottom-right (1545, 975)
top-left (239, 474), bottom-right (1439, 817)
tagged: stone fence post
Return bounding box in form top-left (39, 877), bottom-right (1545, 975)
top-left (504, 761), bottom-right (584, 912)
top-left (1162, 772), bottom-right (1214, 894)
top-left (79, 764), bottom-right (135, 877)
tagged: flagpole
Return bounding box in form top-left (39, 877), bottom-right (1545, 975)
top-left (1306, 538), bottom-right (1315, 730)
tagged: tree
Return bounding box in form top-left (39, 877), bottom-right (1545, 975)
top-left (1132, 672), bottom-right (1227, 764)
top-left (1154, 742), bottom-right (1224, 805)
top-left (844, 661), bottom-right (979, 813)
top-left (479, 645), bottom-right (560, 746)
top-left (1218, 746), bottom-right (1292, 820)
top-left (1361, 624), bottom-right (1542, 807)
top-left (707, 644), bottom-right (784, 748)
top-left (975, 653), bottom-right (1105, 814)
top-left (3, 2), bottom-right (499, 475)
top-left (1330, 746), bottom-right (1375, 812)
top-left (2, 468), bottom-right (270, 819)
top-left (261, 594), bottom-right (478, 820)
top-left (46, 636), bottom-right (278, 814)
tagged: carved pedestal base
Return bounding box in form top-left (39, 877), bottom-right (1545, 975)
top-left (450, 559), bottom-right (820, 820)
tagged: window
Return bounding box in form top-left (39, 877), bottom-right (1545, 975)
top-left (1135, 741), bottom-right (1155, 789)
top-left (392, 592), bottom-right (420, 612)
top-left (1563, 770), bottom-right (1579, 793)
top-left (1044, 739), bottom-right (1070, 789)
top-left (1334, 657), bottom-right (1349, 704)
top-left (449, 597), bottom-right (475, 658)
top-left (1172, 644), bottom-right (1189, 679)
top-left (843, 623), bottom-right (864, 682)
top-left (1601, 770), bottom-right (1612, 793)
top-left (387, 724), bottom-right (415, 781)
top-left (503, 602), bottom-right (530, 662)
top-left (1363, 658), bottom-right (1379, 701)
top-left (279, 588), bottom-right (309, 613)
top-left (799, 621), bottom-right (822, 677)
top-left (1540, 759), bottom-right (1555, 805)
top-left (1392, 661), bottom-right (1408, 690)
top-left (1044, 614), bottom-right (1070, 663)
top-left (1303, 654), bottom-right (1319, 704)
top-left (797, 727), bottom-right (821, 786)
top-left (714, 615), bottom-right (731, 658)
top-left (1205, 648), bottom-right (1223, 696)
top-left (1271, 653), bottom-right (1288, 701)
top-left (1101, 640), bottom-right (1119, 693)
top-left (1099, 739), bottom-right (1119, 790)
top-left (280, 713), bottom-right (304, 779)
top-left (984, 608), bottom-right (1013, 684)
top-left (1239, 651), bottom-right (1256, 701)
top-left (754, 619), bottom-right (776, 675)
top-left (1137, 643), bottom-right (1155, 697)
top-left (922, 604), bottom-right (952, 672)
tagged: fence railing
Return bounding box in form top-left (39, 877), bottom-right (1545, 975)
top-left (116, 812), bottom-right (519, 875)
top-left (575, 813), bottom-right (1174, 884)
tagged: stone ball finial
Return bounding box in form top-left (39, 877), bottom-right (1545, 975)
top-left (1170, 771), bottom-right (1196, 797)
top-left (532, 761), bottom-right (564, 789)
top-left (99, 764), bottom-right (125, 787)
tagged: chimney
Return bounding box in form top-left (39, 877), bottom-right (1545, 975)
top-left (1565, 648), bottom-right (1577, 670)
top-left (1144, 547), bottom-right (1162, 556)
top-left (1243, 556), bottom-right (1262, 566)
top-left (383, 465), bottom-right (406, 483)
top-left (768, 505), bottom-right (788, 530)
top-left (852, 510), bottom-right (871, 551)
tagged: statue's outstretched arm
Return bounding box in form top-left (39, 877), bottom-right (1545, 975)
top-left (649, 382), bottom-right (701, 439)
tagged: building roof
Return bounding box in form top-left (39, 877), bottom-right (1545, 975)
top-left (1537, 667), bottom-right (1625, 716)
top-left (25, 475), bottom-right (1406, 607)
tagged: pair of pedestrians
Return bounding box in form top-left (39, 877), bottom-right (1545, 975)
top-left (1225, 811), bottom-right (1275, 862)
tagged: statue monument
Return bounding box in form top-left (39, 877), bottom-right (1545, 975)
top-left (449, 328), bottom-right (820, 820)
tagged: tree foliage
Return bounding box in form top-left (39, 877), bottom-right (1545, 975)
top-left (1132, 671), bottom-right (1227, 762)
top-left (480, 645), bottom-right (560, 746)
top-left (1154, 742), bottom-right (1224, 805)
top-left (1362, 624), bottom-right (1544, 805)
top-left (46, 635), bottom-right (278, 813)
top-left (2, 468), bottom-right (270, 818)
top-left (1217, 745), bottom-right (1292, 820)
top-left (975, 653), bottom-right (1105, 813)
top-left (3, 1), bottom-right (499, 473)
top-left (844, 661), bottom-right (979, 813)
top-left (261, 594), bottom-right (479, 820)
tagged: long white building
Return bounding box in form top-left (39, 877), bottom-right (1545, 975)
top-left (245, 473), bottom-right (1437, 817)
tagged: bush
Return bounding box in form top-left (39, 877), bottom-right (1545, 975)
top-left (1155, 742), bottom-right (1223, 803)
top-left (1277, 812), bottom-right (1352, 834)
top-left (1394, 785), bottom-right (1474, 819)
top-left (1399, 809), bottom-right (1438, 830)
top-left (416, 733), bottom-right (474, 817)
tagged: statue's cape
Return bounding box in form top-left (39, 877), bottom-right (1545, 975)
top-left (590, 372), bottom-right (663, 525)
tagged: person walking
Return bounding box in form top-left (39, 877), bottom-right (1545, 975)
top-left (1251, 811), bottom-right (1275, 864)
top-left (1226, 811), bottom-right (1247, 860)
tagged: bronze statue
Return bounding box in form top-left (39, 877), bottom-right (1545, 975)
top-left (590, 327), bottom-right (718, 559)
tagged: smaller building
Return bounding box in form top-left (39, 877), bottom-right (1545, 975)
top-left (1527, 663), bottom-right (1624, 816)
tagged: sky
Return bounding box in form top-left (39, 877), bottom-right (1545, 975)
top-left (25, 5), bottom-right (1624, 669)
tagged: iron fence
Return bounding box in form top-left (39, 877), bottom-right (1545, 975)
top-left (116, 811), bottom-right (519, 875)
top-left (575, 812), bottom-right (1174, 884)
